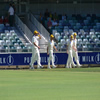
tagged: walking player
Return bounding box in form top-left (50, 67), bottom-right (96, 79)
top-left (66, 35), bottom-right (76, 68)
top-left (30, 30), bottom-right (43, 69)
top-left (47, 34), bottom-right (58, 69)
top-left (72, 33), bottom-right (82, 67)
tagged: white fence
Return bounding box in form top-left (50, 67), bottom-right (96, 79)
top-left (15, 14), bottom-right (33, 43)
top-left (30, 13), bottom-right (50, 41)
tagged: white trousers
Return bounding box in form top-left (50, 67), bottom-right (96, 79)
top-left (30, 49), bottom-right (41, 67)
top-left (72, 50), bottom-right (80, 66)
top-left (48, 50), bottom-right (55, 67)
top-left (66, 50), bottom-right (75, 68)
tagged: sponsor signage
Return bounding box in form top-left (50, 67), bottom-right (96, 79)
top-left (0, 52), bottom-right (100, 66)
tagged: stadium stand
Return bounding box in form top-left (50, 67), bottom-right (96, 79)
top-left (39, 13), bottom-right (100, 51)
top-left (0, 0), bottom-right (99, 68)
top-left (0, 24), bottom-right (32, 52)
top-left (0, 0), bottom-right (100, 52)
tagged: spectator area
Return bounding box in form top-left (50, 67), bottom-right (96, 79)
top-left (0, 24), bottom-right (32, 52)
top-left (40, 14), bottom-right (100, 51)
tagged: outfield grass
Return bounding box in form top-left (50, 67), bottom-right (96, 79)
top-left (0, 68), bottom-right (100, 100)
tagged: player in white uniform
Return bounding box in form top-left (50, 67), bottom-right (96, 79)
top-left (47, 34), bottom-right (58, 69)
top-left (66, 35), bottom-right (76, 68)
top-left (30, 30), bottom-right (43, 69)
top-left (72, 33), bottom-right (82, 67)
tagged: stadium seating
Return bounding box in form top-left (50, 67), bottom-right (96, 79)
top-left (0, 27), bottom-right (32, 52)
top-left (42, 14), bottom-right (100, 51)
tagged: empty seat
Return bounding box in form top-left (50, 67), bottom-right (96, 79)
top-left (83, 45), bottom-right (88, 51)
top-left (22, 46), bottom-right (28, 52)
top-left (60, 45), bottom-right (66, 51)
top-left (80, 29), bottom-right (85, 34)
top-left (10, 30), bottom-right (15, 33)
top-left (27, 46), bottom-right (32, 52)
top-left (63, 29), bottom-right (69, 35)
top-left (57, 29), bottom-right (63, 33)
top-left (5, 30), bottom-right (9, 33)
top-left (20, 43), bottom-right (25, 48)
top-left (17, 46), bottom-right (22, 52)
top-left (6, 40), bottom-right (11, 44)
top-left (6, 32), bottom-right (11, 36)
top-left (63, 35), bottom-right (68, 39)
top-left (12, 33), bottom-right (17, 38)
top-left (52, 30), bottom-right (57, 36)
top-left (91, 35), bottom-right (96, 39)
top-left (69, 20), bottom-right (73, 23)
top-left (84, 20), bottom-right (89, 25)
top-left (89, 32), bottom-right (94, 35)
top-left (60, 39), bottom-right (66, 45)
top-left (5, 47), bottom-right (10, 52)
top-left (17, 40), bottom-right (22, 44)
top-left (0, 40), bottom-right (5, 45)
top-left (66, 39), bottom-right (70, 43)
top-left (95, 32), bottom-right (100, 36)
top-left (0, 24), bottom-right (4, 32)
top-left (69, 29), bottom-right (73, 34)
top-left (55, 32), bottom-right (60, 40)
top-left (1, 33), bottom-right (5, 38)
top-left (77, 44), bottom-right (82, 51)
top-left (12, 40), bottom-right (16, 44)
top-left (10, 47), bottom-right (17, 52)
top-left (61, 32), bottom-right (65, 36)
top-left (90, 29), bottom-right (95, 32)
top-left (25, 43), bottom-right (31, 47)
top-left (86, 16), bottom-right (91, 21)
top-left (83, 39), bottom-right (88, 43)
top-left (56, 35), bottom-right (61, 41)
top-left (83, 39), bottom-right (88, 44)
top-left (64, 26), bottom-right (69, 29)
top-left (3, 42), bottom-right (8, 48)
top-left (80, 35), bottom-right (85, 40)
top-left (14, 43), bottom-right (19, 47)
top-left (97, 35), bottom-right (100, 39)
top-left (58, 25), bottom-right (63, 29)
top-left (15, 36), bottom-right (19, 41)
top-left (77, 39), bottom-right (82, 44)
top-left (57, 42), bottom-right (62, 50)
top-left (0, 46), bottom-right (5, 52)
top-left (88, 45), bottom-right (94, 51)
top-left (86, 35), bottom-right (90, 40)
top-left (94, 38), bottom-right (99, 43)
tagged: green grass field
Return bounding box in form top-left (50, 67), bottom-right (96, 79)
top-left (0, 68), bottom-right (100, 100)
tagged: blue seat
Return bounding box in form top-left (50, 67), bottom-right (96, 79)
top-left (58, 25), bottom-right (63, 29)
top-left (0, 24), bottom-right (4, 32)
top-left (84, 20), bottom-right (89, 25)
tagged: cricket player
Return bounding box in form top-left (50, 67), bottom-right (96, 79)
top-left (47, 34), bottom-right (58, 69)
top-left (66, 35), bottom-right (76, 68)
top-left (30, 30), bottom-right (43, 69)
top-left (72, 33), bottom-right (82, 67)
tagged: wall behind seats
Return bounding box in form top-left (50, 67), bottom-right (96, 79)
top-left (29, 3), bottom-right (100, 16)
top-left (0, 3), bottom-right (9, 16)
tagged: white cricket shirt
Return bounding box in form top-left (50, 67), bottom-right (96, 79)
top-left (32, 36), bottom-right (39, 50)
top-left (67, 40), bottom-right (73, 51)
top-left (73, 39), bottom-right (77, 48)
top-left (8, 7), bottom-right (14, 15)
top-left (48, 40), bottom-right (54, 52)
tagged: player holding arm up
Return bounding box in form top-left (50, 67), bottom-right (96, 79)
top-left (47, 34), bottom-right (58, 69)
top-left (30, 30), bottom-right (43, 69)
top-left (66, 35), bottom-right (76, 68)
top-left (72, 33), bottom-right (82, 67)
